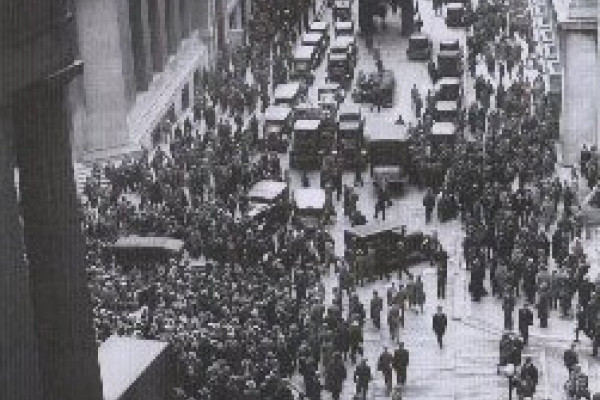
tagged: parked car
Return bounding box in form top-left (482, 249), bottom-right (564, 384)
top-left (407, 32), bottom-right (432, 61)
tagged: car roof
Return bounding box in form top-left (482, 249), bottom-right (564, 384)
top-left (294, 45), bottom-right (316, 59)
top-left (274, 82), bottom-right (301, 98)
top-left (335, 21), bottom-right (353, 29)
top-left (339, 103), bottom-right (361, 115)
top-left (264, 105), bottom-right (292, 121)
top-left (329, 53), bottom-right (348, 61)
top-left (436, 100), bottom-right (459, 111)
top-left (432, 122), bottom-right (456, 135)
top-left (294, 119), bottom-right (321, 130)
top-left (248, 180), bottom-right (288, 200)
top-left (409, 33), bottom-right (429, 40)
top-left (295, 188), bottom-right (326, 209)
top-left (331, 37), bottom-right (354, 48)
top-left (303, 32), bottom-right (323, 42)
top-left (319, 83), bottom-right (341, 91)
top-left (447, 2), bottom-right (465, 8)
top-left (310, 21), bottom-right (329, 31)
top-left (335, 0), bottom-right (351, 7)
top-left (438, 49), bottom-right (460, 58)
top-left (436, 77), bottom-right (461, 85)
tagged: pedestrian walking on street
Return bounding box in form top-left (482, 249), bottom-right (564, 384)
top-left (324, 352), bottom-right (346, 400)
top-left (378, 347), bottom-right (394, 395)
top-left (518, 303), bottom-right (533, 345)
top-left (388, 302), bottom-right (401, 341)
top-left (423, 188), bottom-right (436, 224)
top-left (354, 358), bottom-right (372, 400)
top-left (502, 290), bottom-right (516, 330)
top-left (563, 343), bottom-right (578, 373)
top-left (392, 342), bottom-right (410, 385)
top-left (415, 275), bottom-right (426, 314)
top-left (436, 252), bottom-right (448, 299)
top-left (432, 306), bottom-right (448, 349)
top-left (370, 290), bottom-right (383, 329)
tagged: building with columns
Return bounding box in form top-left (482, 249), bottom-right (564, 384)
top-left (550, 0), bottom-right (598, 163)
top-left (72, 0), bottom-right (248, 161)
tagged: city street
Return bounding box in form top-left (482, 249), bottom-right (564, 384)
top-left (281, 1), bottom-right (599, 399)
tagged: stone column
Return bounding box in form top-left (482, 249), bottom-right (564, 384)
top-left (13, 71), bottom-right (103, 400)
top-left (180, 0), bottom-right (191, 38)
top-left (559, 27), bottom-right (598, 163)
top-left (166, 0), bottom-right (183, 54)
top-left (76, 0), bottom-right (136, 155)
top-left (129, 0), bottom-right (154, 91)
top-left (0, 111), bottom-right (44, 400)
top-left (148, 0), bottom-right (168, 72)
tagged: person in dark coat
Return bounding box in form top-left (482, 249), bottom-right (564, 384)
top-left (423, 188), bottom-right (436, 224)
top-left (432, 306), bottom-right (448, 349)
top-left (518, 303), bottom-right (534, 345)
top-left (436, 252), bottom-right (448, 299)
top-left (502, 290), bottom-right (516, 330)
top-left (378, 347), bottom-right (394, 395)
top-left (392, 342), bottom-right (410, 385)
top-left (325, 353), bottom-right (346, 400)
top-left (564, 343), bottom-right (579, 373)
top-left (520, 357), bottom-right (539, 391)
top-left (349, 321), bottom-right (363, 363)
top-left (354, 359), bottom-right (372, 399)
top-left (370, 290), bottom-right (384, 329)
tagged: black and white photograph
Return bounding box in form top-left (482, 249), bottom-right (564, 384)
top-left (0, 0), bottom-right (599, 399)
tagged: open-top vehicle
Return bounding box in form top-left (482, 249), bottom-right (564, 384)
top-left (263, 105), bottom-right (293, 152)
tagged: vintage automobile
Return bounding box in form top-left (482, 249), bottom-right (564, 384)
top-left (406, 32), bottom-right (432, 61)
top-left (334, 20), bottom-right (355, 37)
top-left (435, 77), bottom-right (462, 103)
top-left (333, 0), bottom-right (352, 21)
top-left (290, 119), bottom-right (324, 170)
top-left (294, 102), bottom-right (338, 145)
top-left (337, 103), bottom-right (366, 168)
top-left (446, 2), bottom-right (465, 27)
top-left (353, 69), bottom-right (395, 107)
top-left (301, 32), bottom-right (327, 63)
top-left (431, 122), bottom-right (457, 152)
top-left (344, 222), bottom-right (443, 281)
top-left (263, 105), bottom-right (293, 152)
top-left (434, 100), bottom-right (460, 123)
top-left (273, 82), bottom-right (307, 107)
top-left (293, 188), bottom-right (330, 228)
top-left (368, 122), bottom-right (410, 195)
top-left (247, 180), bottom-right (290, 230)
top-left (318, 83), bottom-right (344, 116)
top-left (437, 50), bottom-right (462, 78)
top-left (330, 36), bottom-right (357, 65)
top-left (327, 52), bottom-right (353, 85)
top-left (290, 46), bottom-right (318, 84)
top-left (309, 21), bottom-right (330, 47)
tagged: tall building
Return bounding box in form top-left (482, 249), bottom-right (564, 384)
top-left (72, 0), bottom-right (249, 161)
top-left (0, 1), bottom-right (104, 400)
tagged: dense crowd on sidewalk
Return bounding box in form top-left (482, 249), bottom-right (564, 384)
top-left (75, 0), bottom-right (600, 399)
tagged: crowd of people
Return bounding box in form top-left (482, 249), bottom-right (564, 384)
top-left (76, 0), bottom-right (600, 398)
